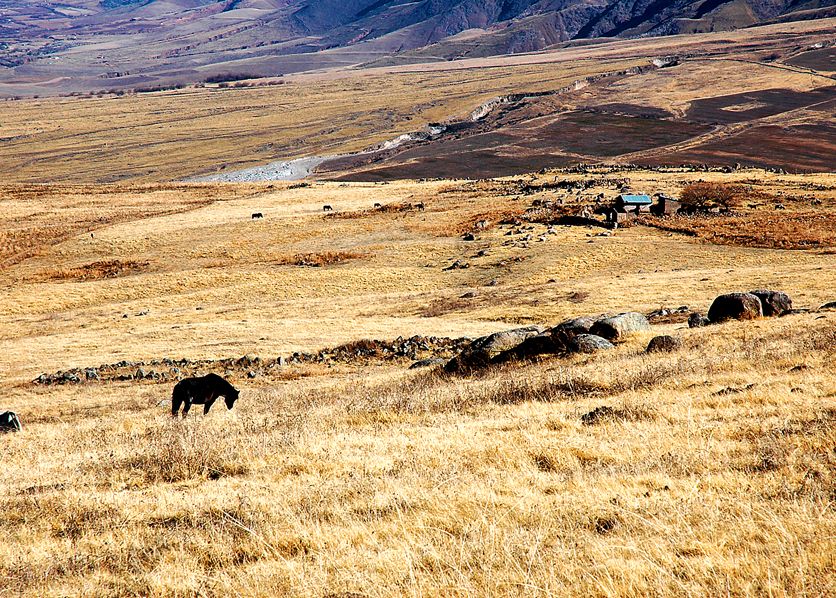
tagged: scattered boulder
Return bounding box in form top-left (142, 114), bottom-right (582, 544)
top-left (61, 372), bottom-right (81, 384)
top-left (750, 290), bottom-right (792, 317)
top-left (552, 316), bottom-right (596, 336)
top-left (589, 312), bottom-right (650, 342)
top-left (707, 292), bottom-right (763, 323)
top-left (688, 312), bottom-right (710, 328)
top-left (445, 326), bottom-right (546, 373)
top-left (646, 335), bottom-right (681, 353)
top-left (569, 334), bottom-right (614, 354)
top-left (0, 411), bottom-right (22, 433)
top-left (443, 260), bottom-right (469, 271)
top-left (409, 358), bottom-right (446, 370)
top-left (494, 333), bottom-right (568, 363)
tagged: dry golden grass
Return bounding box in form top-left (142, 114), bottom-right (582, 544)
top-left (2, 316), bottom-right (834, 596)
top-left (639, 211), bottom-right (836, 250)
top-left (1, 168), bottom-right (835, 596)
top-left (0, 183), bottom-right (256, 268)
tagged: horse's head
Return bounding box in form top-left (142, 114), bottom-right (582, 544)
top-left (224, 387), bottom-right (240, 410)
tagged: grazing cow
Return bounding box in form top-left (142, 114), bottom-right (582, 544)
top-left (323, 205), bottom-right (333, 212)
top-left (415, 202), bottom-right (425, 211)
top-left (171, 373), bottom-right (240, 417)
top-left (374, 202), bottom-right (382, 209)
top-left (251, 212), bottom-right (264, 219)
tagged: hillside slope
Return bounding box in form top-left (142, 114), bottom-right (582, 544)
top-left (1, 0), bottom-right (834, 94)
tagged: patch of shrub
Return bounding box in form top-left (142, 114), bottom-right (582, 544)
top-left (278, 251), bottom-right (368, 267)
top-left (680, 182), bottom-right (744, 208)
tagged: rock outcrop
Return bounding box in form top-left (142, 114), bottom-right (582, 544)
top-left (569, 334), bottom-right (615, 353)
top-left (589, 312), bottom-right (651, 341)
top-left (707, 293), bottom-right (763, 323)
top-left (445, 326), bottom-right (546, 373)
top-left (750, 290), bottom-right (793, 317)
top-left (552, 316), bottom-right (597, 336)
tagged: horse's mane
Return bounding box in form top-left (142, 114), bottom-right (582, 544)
top-left (206, 373), bottom-right (237, 394)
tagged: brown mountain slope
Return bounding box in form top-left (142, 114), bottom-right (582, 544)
top-left (1, 0), bottom-right (834, 95)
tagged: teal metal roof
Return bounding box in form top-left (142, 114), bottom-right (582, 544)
top-left (618, 194), bottom-right (652, 204)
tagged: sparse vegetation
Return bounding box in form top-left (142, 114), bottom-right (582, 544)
top-left (639, 211), bottom-right (836, 249)
top-left (277, 250), bottom-right (368, 267)
top-left (49, 259), bottom-right (149, 281)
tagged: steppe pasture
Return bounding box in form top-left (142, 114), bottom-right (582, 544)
top-left (1, 13), bottom-right (835, 596)
top-left (1, 167), bottom-right (834, 596)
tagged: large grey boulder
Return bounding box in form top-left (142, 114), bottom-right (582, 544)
top-left (750, 290), bottom-right (792, 317)
top-left (494, 333), bottom-right (569, 363)
top-left (445, 326), bottom-right (545, 373)
top-left (707, 293), bottom-right (763, 323)
top-left (551, 316), bottom-right (597, 336)
top-left (589, 312), bottom-right (651, 342)
top-left (569, 334), bottom-right (614, 353)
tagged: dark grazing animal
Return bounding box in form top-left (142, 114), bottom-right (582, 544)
top-left (171, 373), bottom-right (240, 417)
top-left (0, 411), bottom-right (22, 433)
top-left (322, 205), bottom-right (333, 212)
top-left (415, 202), bottom-right (425, 211)
top-left (251, 212), bottom-right (264, 219)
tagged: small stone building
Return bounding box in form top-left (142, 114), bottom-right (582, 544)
top-left (614, 194), bottom-right (653, 213)
top-left (651, 195), bottom-right (682, 216)
top-left (605, 194), bottom-right (652, 224)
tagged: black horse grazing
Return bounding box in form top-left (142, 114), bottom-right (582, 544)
top-left (171, 373), bottom-right (239, 417)
top-left (251, 212), bottom-right (264, 219)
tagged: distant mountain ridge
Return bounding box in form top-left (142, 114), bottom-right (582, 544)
top-left (1, 0), bottom-right (834, 93)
